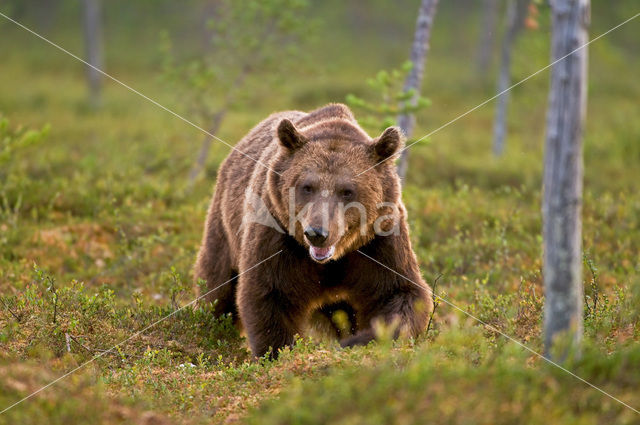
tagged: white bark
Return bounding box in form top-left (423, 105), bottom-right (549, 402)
top-left (543, 0), bottom-right (589, 360)
top-left (396, 0), bottom-right (439, 183)
top-left (477, 0), bottom-right (500, 77)
top-left (492, 0), bottom-right (531, 156)
top-left (82, 0), bottom-right (103, 107)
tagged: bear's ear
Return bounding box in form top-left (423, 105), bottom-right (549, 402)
top-left (372, 126), bottom-right (404, 161)
top-left (277, 119), bottom-right (308, 152)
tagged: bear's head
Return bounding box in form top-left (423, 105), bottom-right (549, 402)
top-left (269, 118), bottom-right (404, 263)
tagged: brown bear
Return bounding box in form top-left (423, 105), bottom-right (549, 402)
top-left (194, 103), bottom-right (432, 358)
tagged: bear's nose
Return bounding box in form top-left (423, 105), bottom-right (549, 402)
top-left (304, 226), bottom-right (328, 246)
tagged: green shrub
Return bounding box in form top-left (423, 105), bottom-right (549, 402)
top-left (248, 332), bottom-right (640, 425)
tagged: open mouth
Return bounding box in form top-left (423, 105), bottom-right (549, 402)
top-left (308, 245), bottom-right (335, 262)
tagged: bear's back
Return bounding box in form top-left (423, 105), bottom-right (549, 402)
top-left (293, 103), bottom-right (356, 128)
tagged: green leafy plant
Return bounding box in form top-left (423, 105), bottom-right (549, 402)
top-left (0, 116), bottom-right (50, 262)
top-left (0, 116), bottom-right (48, 167)
top-left (346, 61), bottom-right (430, 133)
top-left (0, 115), bottom-right (49, 221)
top-left (159, 0), bottom-right (317, 183)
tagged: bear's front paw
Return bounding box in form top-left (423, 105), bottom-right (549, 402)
top-left (339, 329), bottom-right (376, 348)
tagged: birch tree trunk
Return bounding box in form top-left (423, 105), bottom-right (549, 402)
top-left (82, 0), bottom-right (103, 107)
top-left (187, 109), bottom-right (227, 186)
top-left (187, 64), bottom-right (251, 187)
top-left (476, 0), bottom-right (499, 78)
top-left (396, 0), bottom-right (439, 183)
top-left (492, 0), bottom-right (530, 156)
top-left (543, 0), bottom-right (590, 360)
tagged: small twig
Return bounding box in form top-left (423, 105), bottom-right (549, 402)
top-left (0, 297), bottom-right (22, 322)
top-left (70, 334), bottom-right (139, 361)
top-left (67, 334), bottom-right (115, 370)
top-left (426, 273), bottom-right (443, 334)
top-left (71, 335), bottom-right (118, 357)
top-left (583, 253), bottom-right (600, 318)
top-left (52, 294), bottom-right (57, 324)
top-left (68, 334), bottom-right (92, 353)
top-left (43, 274), bottom-right (59, 324)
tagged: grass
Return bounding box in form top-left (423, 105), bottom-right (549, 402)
top-left (250, 334), bottom-right (640, 425)
top-left (1, 1), bottom-right (640, 424)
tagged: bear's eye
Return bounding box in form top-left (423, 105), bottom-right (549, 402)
top-left (340, 189), bottom-right (355, 200)
top-left (302, 184), bottom-right (314, 194)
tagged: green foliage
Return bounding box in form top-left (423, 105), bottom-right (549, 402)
top-left (1, 2), bottom-right (639, 424)
top-left (160, 0), bottom-right (316, 124)
top-left (0, 116), bottom-right (48, 167)
top-left (0, 359), bottom-right (166, 425)
top-left (248, 332), bottom-right (640, 425)
top-left (1, 265), bottom-right (246, 364)
top-left (346, 61), bottom-right (431, 133)
top-left (582, 254), bottom-right (638, 349)
top-left (0, 116), bottom-right (49, 219)
top-left (0, 116), bottom-right (50, 262)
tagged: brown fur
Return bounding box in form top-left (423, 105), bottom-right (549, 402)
top-left (194, 103), bottom-right (432, 358)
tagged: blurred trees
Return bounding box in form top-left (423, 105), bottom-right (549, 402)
top-left (159, 0), bottom-right (314, 186)
top-left (81, 0), bottom-right (103, 107)
top-left (345, 0), bottom-right (439, 183)
top-left (346, 63), bottom-right (430, 135)
top-left (33, 0), bottom-right (60, 34)
top-left (396, 0), bottom-right (439, 182)
top-left (476, 0), bottom-right (500, 78)
top-left (492, 0), bottom-right (531, 156)
top-left (542, 0), bottom-right (589, 360)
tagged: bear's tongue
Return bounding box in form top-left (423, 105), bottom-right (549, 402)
top-left (309, 245), bottom-right (335, 261)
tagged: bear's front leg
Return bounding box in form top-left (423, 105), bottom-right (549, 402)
top-left (236, 266), bottom-right (305, 359)
top-left (340, 288), bottom-right (431, 348)
top-left (340, 245), bottom-right (433, 348)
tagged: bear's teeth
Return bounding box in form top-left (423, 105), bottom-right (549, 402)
top-left (309, 245), bottom-right (335, 261)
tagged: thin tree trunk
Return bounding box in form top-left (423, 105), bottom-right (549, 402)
top-left (396, 0), bottom-right (439, 183)
top-left (543, 0), bottom-right (589, 360)
top-left (477, 0), bottom-right (499, 78)
top-left (200, 1), bottom-right (220, 50)
top-left (187, 62), bottom-right (253, 186)
top-left (492, 0), bottom-right (530, 156)
top-left (35, 0), bottom-right (59, 34)
top-left (82, 0), bottom-right (103, 107)
top-left (187, 109), bottom-right (228, 187)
